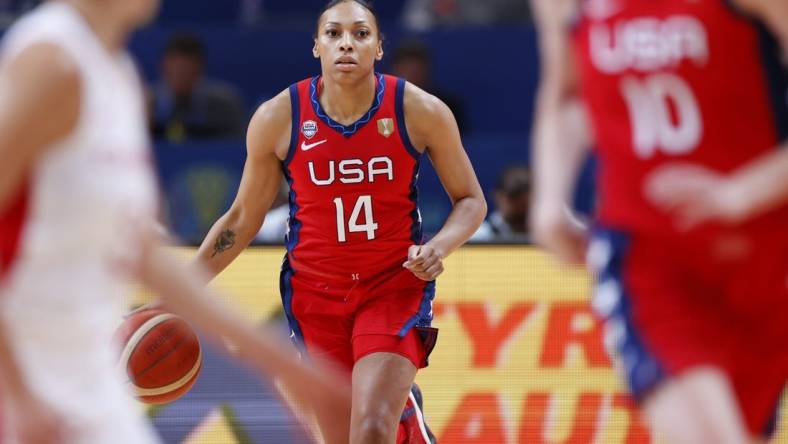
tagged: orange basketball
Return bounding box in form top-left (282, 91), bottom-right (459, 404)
top-left (114, 308), bottom-right (202, 404)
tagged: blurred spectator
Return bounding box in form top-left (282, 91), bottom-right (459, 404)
top-left (389, 39), bottom-right (467, 132)
top-left (256, 179), bottom-right (290, 243)
top-left (403, 0), bottom-right (531, 31)
top-left (150, 33), bottom-right (245, 142)
top-left (471, 165), bottom-right (530, 242)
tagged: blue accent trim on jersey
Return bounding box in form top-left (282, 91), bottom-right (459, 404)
top-left (282, 84), bottom-right (303, 253)
top-left (398, 280), bottom-right (436, 337)
top-left (589, 228), bottom-right (667, 399)
top-left (280, 257), bottom-right (305, 350)
top-left (408, 158), bottom-right (423, 244)
top-left (401, 78), bottom-right (423, 244)
top-left (283, 83), bottom-right (301, 167)
top-left (756, 23), bottom-right (788, 143)
top-left (395, 78), bottom-right (421, 160)
top-left (283, 166), bottom-right (302, 254)
top-left (310, 73), bottom-right (385, 138)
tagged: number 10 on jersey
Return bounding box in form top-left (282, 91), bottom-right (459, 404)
top-left (333, 195), bottom-right (379, 242)
top-left (621, 73), bottom-right (702, 159)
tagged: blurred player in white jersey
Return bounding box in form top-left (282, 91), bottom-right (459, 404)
top-left (0, 1), bottom-right (349, 443)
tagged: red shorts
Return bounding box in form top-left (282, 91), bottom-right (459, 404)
top-left (589, 228), bottom-right (788, 436)
top-left (280, 257), bottom-right (438, 373)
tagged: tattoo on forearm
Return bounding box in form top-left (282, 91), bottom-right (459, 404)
top-left (211, 229), bottom-right (237, 258)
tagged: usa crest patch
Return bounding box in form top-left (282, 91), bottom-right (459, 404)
top-left (302, 120), bottom-right (318, 139)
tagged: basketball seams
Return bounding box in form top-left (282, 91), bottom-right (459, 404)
top-left (132, 321), bottom-right (195, 385)
top-left (118, 313), bottom-right (178, 379)
top-left (134, 348), bottom-right (201, 397)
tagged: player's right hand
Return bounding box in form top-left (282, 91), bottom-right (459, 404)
top-left (10, 395), bottom-right (69, 444)
top-left (531, 201), bottom-right (587, 265)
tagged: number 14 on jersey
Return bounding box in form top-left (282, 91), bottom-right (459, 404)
top-left (333, 195), bottom-right (379, 242)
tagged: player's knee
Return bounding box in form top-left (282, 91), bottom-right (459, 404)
top-left (354, 414), bottom-right (395, 443)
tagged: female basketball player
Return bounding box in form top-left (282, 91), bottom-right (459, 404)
top-left (531, 0), bottom-right (788, 442)
top-left (0, 1), bottom-right (349, 443)
top-left (194, 1), bottom-right (487, 443)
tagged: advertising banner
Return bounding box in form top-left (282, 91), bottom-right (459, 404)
top-left (132, 246), bottom-right (787, 443)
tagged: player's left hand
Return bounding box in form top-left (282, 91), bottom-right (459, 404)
top-left (645, 163), bottom-right (748, 230)
top-left (403, 244), bottom-right (444, 281)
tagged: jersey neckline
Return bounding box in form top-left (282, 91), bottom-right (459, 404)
top-left (309, 73), bottom-right (385, 138)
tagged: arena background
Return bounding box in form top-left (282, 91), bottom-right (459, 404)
top-left (0, 0), bottom-right (785, 442)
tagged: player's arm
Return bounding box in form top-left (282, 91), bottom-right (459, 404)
top-left (646, 0), bottom-right (788, 228)
top-left (402, 83), bottom-right (487, 281)
top-left (0, 43), bottom-right (81, 444)
top-left (193, 90), bottom-right (291, 280)
top-left (139, 230), bottom-right (352, 427)
top-left (0, 43), bottom-right (80, 210)
top-left (710, 0), bottom-right (788, 216)
top-left (530, 0), bottom-right (591, 264)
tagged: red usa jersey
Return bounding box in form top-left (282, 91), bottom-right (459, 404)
top-left (573, 0), bottom-right (788, 236)
top-left (283, 74), bottom-right (422, 279)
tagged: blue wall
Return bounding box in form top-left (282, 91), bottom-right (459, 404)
top-left (130, 26), bottom-right (539, 134)
top-left (154, 0), bottom-right (413, 27)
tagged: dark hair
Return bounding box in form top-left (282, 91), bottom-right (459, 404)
top-left (164, 33), bottom-right (205, 61)
top-left (314, 0), bottom-right (384, 41)
top-left (495, 165), bottom-right (530, 198)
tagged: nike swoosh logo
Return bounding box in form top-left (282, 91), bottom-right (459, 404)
top-left (301, 139), bottom-right (327, 151)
